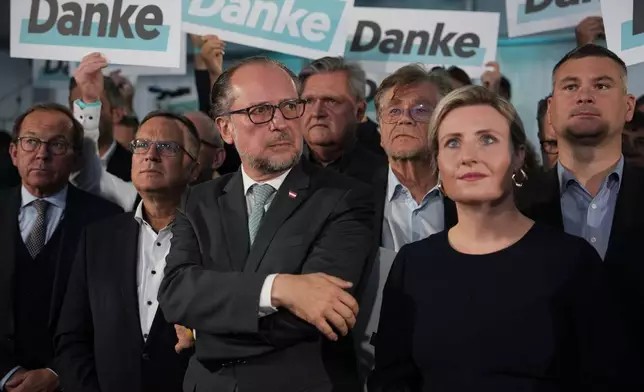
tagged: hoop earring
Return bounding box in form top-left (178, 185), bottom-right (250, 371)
top-left (512, 168), bottom-right (528, 188)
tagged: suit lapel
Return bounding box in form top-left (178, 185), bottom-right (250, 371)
top-left (243, 161), bottom-right (310, 273)
top-left (117, 215), bottom-right (144, 342)
top-left (0, 187), bottom-right (21, 338)
top-left (218, 172), bottom-right (250, 271)
top-left (606, 163), bottom-right (644, 261)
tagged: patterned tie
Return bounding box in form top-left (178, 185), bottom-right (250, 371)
top-left (26, 199), bottom-right (49, 258)
top-left (248, 184), bottom-right (276, 245)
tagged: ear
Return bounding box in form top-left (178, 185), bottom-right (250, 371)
top-left (625, 93), bottom-right (636, 123)
top-left (355, 100), bottom-right (367, 122)
top-left (9, 142), bottom-right (18, 167)
top-left (215, 117), bottom-right (235, 145)
top-left (212, 147), bottom-right (226, 170)
top-left (546, 96), bottom-right (553, 127)
top-left (513, 145), bottom-right (526, 173)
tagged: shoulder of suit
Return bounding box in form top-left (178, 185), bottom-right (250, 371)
top-left (84, 210), bottom-right (134, 235)
top-left (187, 172), bottom-right (235, 199)
top-left (69, 185), bottom-right (124, 216)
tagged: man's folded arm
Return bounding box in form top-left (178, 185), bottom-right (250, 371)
top-left (53, 229), bottom-right (101, 392)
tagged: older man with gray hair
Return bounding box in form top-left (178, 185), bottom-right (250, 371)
top-left (353, 65), bottom-right (459, 388)
top-left (184, 111), bottom-right (226, 183)
top-left (298, 57), bottom-right (385, 184)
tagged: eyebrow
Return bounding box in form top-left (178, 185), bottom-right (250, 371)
top-left (558, 75), bottom-right (617, 84)
top-left (440, 129), bottom-right (500, 140)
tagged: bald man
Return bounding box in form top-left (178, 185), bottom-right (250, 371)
top-left (184, 111), bottom-right (226, 184)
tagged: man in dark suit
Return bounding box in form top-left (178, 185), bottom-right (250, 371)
top-left (352, 65), bottom-right (459, 385)
top-left (158, 56), bottom-right (374, 392)
top-left (298, 57), bottom-right (386, 184)
top-left (69, 73), bottom-right (133, 182)
top-left (0, 131), bottom-right (20, 189)
top-left (0, 103), bottom-right (122, 392)
top-left (518, 44), bottom-right (644, 385)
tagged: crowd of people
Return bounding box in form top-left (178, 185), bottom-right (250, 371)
top-left (1, 16), bottom-right (644, 392)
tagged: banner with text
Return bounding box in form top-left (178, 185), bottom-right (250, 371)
top-left (11, 0), bottom-right (183, 68)
top-left (344, 8), bottom-right (499, 76)
top-left (601, 0), bottom-right (644, 66)
top-left (182, 0), bottom-right (354, 60)
top-left (506, 0), bottom-right (601, 37)
top-left (363, 68), bottom-right (387, 120)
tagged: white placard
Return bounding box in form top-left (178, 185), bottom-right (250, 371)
top-left (11, 0), bottom-right (183, 68)
top-left (67, 34), bottom-right (188, 78)
top-left (601, 0), bottom-right (644, 67)
top-left (506, 0), bottom-right (601, 38)
top-left (181, 0), bottom-right (355, 60)
top-left (344, 8), bottom-right (500, 76)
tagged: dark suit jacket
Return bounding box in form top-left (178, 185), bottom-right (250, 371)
top-left (158, 158), bottom-right (374, 392)
top-left (55, 213), bottom-right (190, 392)
top-left (0, 151), bottom-right (20, 190)
top-left (0, 184), bottom-right (122, 379)
top-left (304, 143), bottom-right (387, 185)
top-left (106, 142), bottom-right (133, 182)
top-left (517, 164), bottom-right (644, 385)
top-left (357, 119), bottom-right (386, 157)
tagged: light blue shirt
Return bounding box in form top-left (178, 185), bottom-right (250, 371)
top-left (381, 165), bottom-right (444, 252)
top-left (0, 186), bottom-right (67, 390)
top-left (558, 157), bottom-right (623, 260)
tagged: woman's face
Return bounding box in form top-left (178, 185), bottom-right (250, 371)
top-left (437, 104), bottom-right (524, 204)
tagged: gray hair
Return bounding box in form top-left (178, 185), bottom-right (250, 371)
top-left (210, 56), bottom-right (301, 118)
top-left (374, 64), bottom-right (453, 117)
top-left (299, 56), bottom-right (366, 101)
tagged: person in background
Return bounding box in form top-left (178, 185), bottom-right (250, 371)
top-left (55, 109), bottom-right (199, 392)
top-left (537, 95), bottom-right (558, 168)
top-left (622, 110), bottom-right (644, 166)
top-left (636, 95), bottom-right (644, 112)
top-left (158, 56), bottom-right (374, 392)
top-left (109, 70), bottom-right (138, 149)
top-left (446, 66), bottom-right (472, 89)
top-left (353, 65), bottom-right (457, 386)
top-left (0, 103), bottom-right (122, 392)
top-left (371, 85), bottom-right (619, 392)
top-left (480, 62), bottom-right (512, 101)
top-left (191, 34), bottom-right (241, 175)
top-left (185, 111), bottom-right (226, 182)
top-left (298, 57), bottom-right (386, 184)
top-left (0, 131), bottom-right (20, 189)
top-left (69, 73), bottom-right (133, 182)
top-left (357, 113), bottom-right (386, 157)
top-left (499, 76), bottom-right (512, 101)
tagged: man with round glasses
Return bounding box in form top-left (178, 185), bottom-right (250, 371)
top-left (157, 56), bottom-right (374, 392)
top-left (0, 103), bottom-right (122, 392)
top-left (352, 64), bottom-right (460, 387)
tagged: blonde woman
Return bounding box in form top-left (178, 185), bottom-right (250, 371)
top-left (369, 86), bottom-right (618, 392)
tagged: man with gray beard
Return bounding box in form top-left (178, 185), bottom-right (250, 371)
top-left (352, 65), bottom-right (459, 387)
top-left (158, 56), bottom-right (374, 392)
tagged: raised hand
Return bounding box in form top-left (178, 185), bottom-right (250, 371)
top-left (74, 52), bottom-right (108, 103)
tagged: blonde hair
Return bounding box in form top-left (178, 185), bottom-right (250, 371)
top-left (428, 85), bottom-right (528, 175)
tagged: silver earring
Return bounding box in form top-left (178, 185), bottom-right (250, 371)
top-left (512, 168), bottom-right (528, 187)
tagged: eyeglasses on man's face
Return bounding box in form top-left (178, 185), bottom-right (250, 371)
top-left (130, 139), bottom-right (196, 161)
top-left (15, 137), bottom-right (72, 156)
top-left (381, 104), bottom-right (434, 124)
top-left (221, 99), bottom-right (306, 125)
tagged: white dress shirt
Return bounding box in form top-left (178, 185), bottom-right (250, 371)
top-left (133, 201), bottom-right (173, 340)
top-left (69, 101), bottom-right (138, 212)
top-left (99, 140), bottom-right (118, 168)
top-left (240, 165), bottom-right (292, 317)
top-left (19, 185), bottom-right (67, 243)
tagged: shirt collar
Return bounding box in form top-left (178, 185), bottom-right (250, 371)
top-left (241, 165), bottom-right (292, 196)
top-left (557, 155), bottom-right (624, 195)
top-left (21, 184), bottom-right (68, 210)
top-left (100, 140), bottom-right (118, 164)
top-left (386, 165), bottom-right (441, 203)
top-left (133, 200), bottom-right (175, 229)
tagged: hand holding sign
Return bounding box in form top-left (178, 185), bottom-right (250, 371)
top-left (74, 53), bottom-right (108, 104)
top-left (481, 61), bottom-right (502, 94)
top-left (575, 16), bottom-right (605, 46)
top-left (201, 35), bottom-right (226, 79)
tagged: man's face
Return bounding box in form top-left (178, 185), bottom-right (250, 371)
top-left (131, 117), bottom-right (198, 194)
top-left (378, 82), bottom-right (439, 160)
top-left (216, 63), bottom-right (304, 175)
top-left (185, 112), bottom-right (226, 183)
top-left (548, 56), bottom-right (635, 147)
top-left (69, 86), bottom-right (122, 140)
top-left (300, 71), bottom-right (365, 148)
top-left (10, 109), bottom-right (78, 196)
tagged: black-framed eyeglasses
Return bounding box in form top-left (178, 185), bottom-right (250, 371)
top-left (540, 139), bottom-right (558, 154)
top-left (381, 104), bottom-right (434, 124)
top-left (130, 139), bottom-right (196, 161)
top-left (221, 99), bottom-right (306, 125)
top-left (15, 137), bottom-right (71, 156)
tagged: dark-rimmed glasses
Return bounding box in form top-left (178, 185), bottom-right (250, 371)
top-left (130, 139), bottom-right (196, 161)
top-left (540, 139), bottom-right (558, 155)
top-left (381, 104), bottom-right (433, 124)
top-left (221, 99), bottom-right (306, 125)
top-left (15, 137), bottom-right (71, 156)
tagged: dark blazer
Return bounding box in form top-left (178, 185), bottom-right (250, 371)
top-left (105, 142), bottom-right (133, 182)
top-left (158, 158), bottom-right (374, 392)
top-left (303, 143), bottom-right (387, 185)
top-left (357, 119), bottom-right (386, 157)
top-left (0, 151), bottom-right (20, 190)
top-left (0, 184), bottom-right (122, 379)
top-left (55, 213), bottom-right (190, 392)
top-left (517, 163), bottom-right (644, 385)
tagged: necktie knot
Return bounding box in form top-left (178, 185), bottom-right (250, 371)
top-left (251, 183), bottom-right (275, 208)
top-left (31, 199), bottom-right (49, 215)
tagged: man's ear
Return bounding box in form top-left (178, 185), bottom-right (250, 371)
top-left (212, 148), bottom-right (226, 170)
top-left (215, 117), bottom-right (235, 145)
top-left (356, 100), bottom-right (367, 122)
